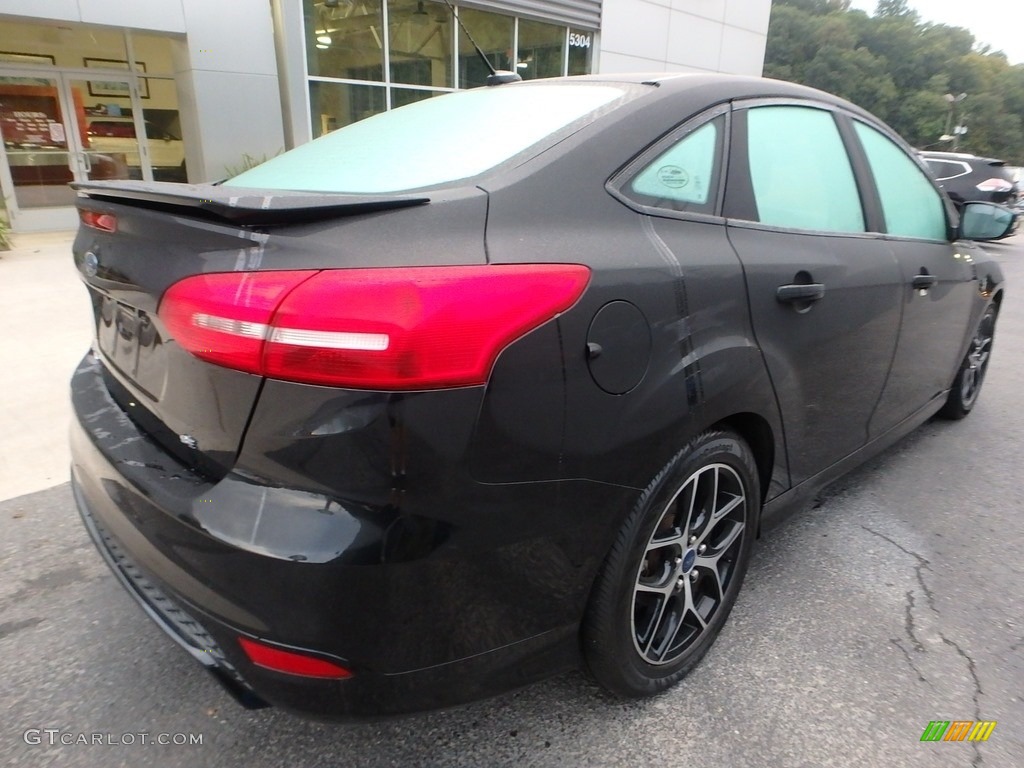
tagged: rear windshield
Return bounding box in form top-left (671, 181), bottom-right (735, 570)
top-left (224, 83), bottom-right (634, 194)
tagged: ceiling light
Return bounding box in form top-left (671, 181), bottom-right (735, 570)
top-left (317, 35), bottom-right (331, 44)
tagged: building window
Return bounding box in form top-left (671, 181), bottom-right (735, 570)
top-left (517, 19), bottom-right (564, 81)
top-left (309, 80), bottom-right (386, 137)
top-left (305, 0), bottom-right (385, 81)
top-left (457, 7), bottom-right (513, 88)
top-left (388, 0), bottom-right (453, 88)
top-left (302, 0), bottom-right (595, 135)
top-left (568, 28), bottom-right (594, 76)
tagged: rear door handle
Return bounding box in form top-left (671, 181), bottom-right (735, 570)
top-left (776, 283), bottom-right (825, 303)
top-left (912, 274), bottom-right (937, 290)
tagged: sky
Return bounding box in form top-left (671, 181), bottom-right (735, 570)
top-left (845, 0), bottom-right (1024, 65)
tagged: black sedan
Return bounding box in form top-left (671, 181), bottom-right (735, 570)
top-left (69, 73), bottom-right (1011, 719)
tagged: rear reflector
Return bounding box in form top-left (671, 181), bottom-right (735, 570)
top-left (238, 637), bottom-right (352, 679)
top-left (160, 265), bottom-right (590, 390)
top-left (80, 210), bottom-right (117, 233)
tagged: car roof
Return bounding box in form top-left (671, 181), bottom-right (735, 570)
top-left (540, 72), bottom-right (885, 126)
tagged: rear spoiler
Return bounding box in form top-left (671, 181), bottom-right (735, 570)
top-left (71, 180), bottom-right (429, 226)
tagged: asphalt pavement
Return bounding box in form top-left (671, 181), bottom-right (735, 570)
top-left (1, 235), bottom-right (1022, 767)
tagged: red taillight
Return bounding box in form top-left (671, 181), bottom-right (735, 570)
top-left (160, 265), bottom-right (590, 390)
top-left (160, 270), bottom-right (317, 371)
top-left (80, 210), bottom-right (117, 233)
top-left (238, 637), bottom-right (352, 679)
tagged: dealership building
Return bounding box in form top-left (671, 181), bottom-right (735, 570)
top-left (0, 0), bottom-right (770, 232)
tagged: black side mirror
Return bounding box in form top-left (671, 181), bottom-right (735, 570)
top-left (959, 202), bottom-right (1017, 241)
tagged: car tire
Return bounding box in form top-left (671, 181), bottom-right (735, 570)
top-left (583, 429), bottom-right (759, 698)
top-left (939, 304), bottom-right (997, 420)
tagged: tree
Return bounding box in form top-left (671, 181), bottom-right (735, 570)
top-left (763, 0), bottom-right (1024, 163)
top-left (874, 0), bottom-right (917, 21)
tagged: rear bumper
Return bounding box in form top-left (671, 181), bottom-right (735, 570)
top-left (70, 352), bottom-right (620, 718)
top-left (73, 479), bottom-right (268, 709)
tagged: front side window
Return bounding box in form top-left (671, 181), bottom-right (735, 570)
top-left (746, 105), bottom-right (865, 234)
top-left (626, 118), bottom-right (722, 213)
top-left (856, 123), bottom-right (948, 240)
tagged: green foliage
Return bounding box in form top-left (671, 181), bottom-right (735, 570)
top-left (766, 0), bottom-right (1024, 163)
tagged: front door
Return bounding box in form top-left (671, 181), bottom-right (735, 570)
top-left (847, 120), bottom-right (978, 435)
top-left (0, 70), bottom-right (144, 231)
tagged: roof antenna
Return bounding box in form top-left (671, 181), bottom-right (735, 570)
top-left (439, 0), bottom-right (521, 85)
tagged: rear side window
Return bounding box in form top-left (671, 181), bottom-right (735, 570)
top-left (855, 123), bottom-right (948, 240)
top-left (627, 118), bottom-right (722, 213)
top-left (225, 84), bottom-right (633, 194)
top-left (746, 106), bottom-right (865, 233)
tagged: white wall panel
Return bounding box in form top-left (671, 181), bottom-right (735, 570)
top-left (177, 71), bottom-right (286, 182)
top-left (0, 0), bottom-right (80, 23)
top-left (718, 23), bottom-right (768, 75)
top-left (598, 50), bottom-right (674, 73)
top-left (725, 0), bottom-right (772, 34)
top-left (672, 0), bottom-right (726, 23)
top-left (666, 11), bottom-right (724, 70)
top-left (180, 0), bottom-right (278, 76)
top-left (600, 1), bottom-right (671, 65)
top-left (599, 0), bottom-right (769, 76)
top-left (80, 0), bottom-right (186, 33)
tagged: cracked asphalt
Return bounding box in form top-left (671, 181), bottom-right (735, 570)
top-left (2, 236), bottom-right (1023, 767)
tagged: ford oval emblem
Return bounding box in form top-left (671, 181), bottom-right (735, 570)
top-left (83, 251), bottom-right (99, 278)
top-left (682, 548), bottom-right (697, 573)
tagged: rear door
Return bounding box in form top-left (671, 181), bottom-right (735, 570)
top-left (724, 101), bottom-right (903, 486)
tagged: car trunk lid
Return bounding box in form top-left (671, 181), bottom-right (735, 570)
top-left (73, 181), bottom-right (487, 479)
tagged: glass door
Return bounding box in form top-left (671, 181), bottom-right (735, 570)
top-left (0, 71), bottom-right (78, 228)
top-left (65, 75), bottom-right (148, 184)
top-left (0, 70), bottom-right (143, 231)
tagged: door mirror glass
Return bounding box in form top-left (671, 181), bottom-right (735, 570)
top-left (960, 202), bottom-right (1016, 241)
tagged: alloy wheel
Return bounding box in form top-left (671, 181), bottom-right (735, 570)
top-left (960, 313), bottom-right (995, 409)
top-left (631, 463), bottom-right (747, 665)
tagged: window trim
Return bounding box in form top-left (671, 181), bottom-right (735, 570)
top-left (605, 103), bottom-right (730, 224)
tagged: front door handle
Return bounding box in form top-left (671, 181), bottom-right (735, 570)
top-left (776, 283), bottom-right (825, 303)
top-left (912, 274), bottom-right (937, 290)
